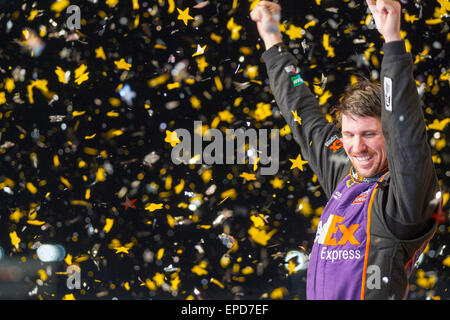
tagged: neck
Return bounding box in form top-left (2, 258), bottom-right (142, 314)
top-left (351, 166), bottom-right (389, 183)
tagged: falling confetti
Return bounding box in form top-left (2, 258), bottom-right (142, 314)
top-left (289, 154), bottom-right (309, 171)
top-left (0, 0), bottom-right (447, 301)
top-left (176, 7), bottom-right (194, 26)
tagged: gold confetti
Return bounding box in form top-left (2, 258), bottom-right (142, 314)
top-left (218, 110), bottom-right (234, 123)
top-left (115, 246), bottom-right (130, 254)
top-left (27, 220), bottom-right (46, 226)
top-left (103, 218), bottom-right (114, 233)
top-left (270, 287), bottom-right (288, 299)
top-left (214, 76), bottom-right (223, 91)
top-left (404, 12), bottom-right (419, 23)
top-left (27, 79), bottom-right (49, 104)
top-left (252, 102), bottom-right (272, 121)
top-left (114, 58), bottom-right (132, 71)
top-left (210, 278), bottom-right (225, 288)
top-left (156, 248), bottom-right (164, 260)
top-left (322, 34), bottom-right (335, 58)
top-left (177, 7), bottom-right (194, 26)
top-left (9, 231), bottom-right (21, 249)
top-left (4, 78), bottom-right (15, 93)
top-left (285, 24), bottom-right (303, 40)
top-left (50, 0), bottom-right (69, 12)
top-left (250, 215), bottom-right (266, 228)
top-left (289, 154), bottom-right (308, 171)
top-left (55, 66), bottom-right (69, 84)
top-left (427, 118), bottom-right (450, 131)
top-left (248, 226), bottom-right (277, 246)
top-left (74, 64), bottom-right (89, 85)
top-left (9, 208), bottom-right (24, 223)
top-left (191, 260), bottom-right (209, 276)
top-left (291, 110), bottom-right (302, 125)
top-left (270, 176), bottom-right (284, 189)
top-left (60, 176), bottom-right (72, 189)
top-left (95, 46), bottom-right (107, 60)
top-left (145, 203), bottom-right (163, 212)
top-left (240, 172), bottom-right (256, 181)
top-left (227, 17), bottom-right (243, 40)
top-left (26, 182), bottom-right (38, 194)
top-left (164, 130), bottom-right (181, 147)
top-left (192, 44), bottom-right (207, 57)
top-left (148, 74), bottom-right (170, 87)
top-left (106, 0), bottom-right (119, 8)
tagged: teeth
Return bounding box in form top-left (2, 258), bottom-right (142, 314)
top-left (355, 156), bottom-right (371, 161)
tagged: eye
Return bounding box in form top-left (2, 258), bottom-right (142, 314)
top-left (364, 132), bottom-right (376, 137)
top-left (342, 132), bottom-right (354, 138)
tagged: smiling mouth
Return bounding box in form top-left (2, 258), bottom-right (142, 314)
top-left (353, 155), bottom-right (373, 165)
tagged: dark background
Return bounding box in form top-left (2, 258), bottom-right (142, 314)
top-left (0, 0), bottom-right (448, 300)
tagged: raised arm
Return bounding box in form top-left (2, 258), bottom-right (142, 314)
top-left (367, 0), bottom-right (439, 237)
top-left (251, 1), bottom-right (350, 198)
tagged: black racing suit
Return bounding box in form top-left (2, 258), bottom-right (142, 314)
top-left (262, 40), bottom-right (440, 299)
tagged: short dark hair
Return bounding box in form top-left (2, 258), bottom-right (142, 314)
top-left (334, 76), bottom-right (382, 128)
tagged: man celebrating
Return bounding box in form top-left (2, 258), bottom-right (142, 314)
top-left (251, 0), bottom-right (441, 299)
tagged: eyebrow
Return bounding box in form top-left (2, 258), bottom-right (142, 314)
top-left (341, 130), bottom-right (379, 135)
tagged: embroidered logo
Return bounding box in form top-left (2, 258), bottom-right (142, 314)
top-left (315, 214), bottom-right (360, 246)
top-left (284, 64), bottom-right (300, 74)
top-left (329, 139), bottom-right (343, 153)
top-left (291, 74), bottom-right (304, 87)
top-left (332, 191), bottom-right (342, 200)
top-left (352, 190), bottom-right (370, 205)
top-left (384, 76), bottom-right (392, 112)
top-left (325, 135), bottom-right (343, 153)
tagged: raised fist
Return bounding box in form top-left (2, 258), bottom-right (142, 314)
top-left (366, 0), bottom-right (402, 43)
top-left (250, 1), bottom-right (283, 49)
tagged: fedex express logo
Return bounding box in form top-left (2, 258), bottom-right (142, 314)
top-left (315, 214), bottom-right (362, 263)
top-left (315, 214), bottom-right (360, 246)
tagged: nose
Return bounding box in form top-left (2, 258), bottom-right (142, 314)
top-left (352, 135), bottom-right (367, 154)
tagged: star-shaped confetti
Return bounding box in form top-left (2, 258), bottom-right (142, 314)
top-left (195, 56), bottom-right (209, 73)
top-left (164, 130), bottom-right (181, 147)
top-left (218, 110), bottom-right (234, 123)
top-left (292, 110), bottom-right (302, 125)
top-left (95, 46), bottom-right (106, 60)
top-left (289, 154), bottom-right (309, 171)
top-left (253, 102), bottom-right (272, 121)
top-left (0, 0), bottom-right (447, 301)
top-left (9, 208), bottom-right (25, 223)
top-left (285, 24), bottom-right (303, 40)
top-left (250, 214), bottom-right (267, 227)
top-left (192, 44), bottom-right (207, 57)
top-left (115, 246), bottom-right (130, 254)
top-left (121, 196), bottom-right (137, 210)
top-left (427, 118), bottom-right (450, 131)
top-left (177, 7), bottom-right (194, 26)
top-left (248, 226), bottom-right (277, 246)
top-left (270, 176), bottom-right (284, 189)
top-left (240, 172), bottom-right (256, 181)
top-left (114, 58), bottom-right (132, 71)
top-left (227, 17), bottom-right (243, 40)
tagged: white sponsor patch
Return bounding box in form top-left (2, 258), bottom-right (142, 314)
top-left (384, 76), bottom-right (392, 112)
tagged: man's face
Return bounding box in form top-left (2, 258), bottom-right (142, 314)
top-left (341, 113), bottom-right (388, 178)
